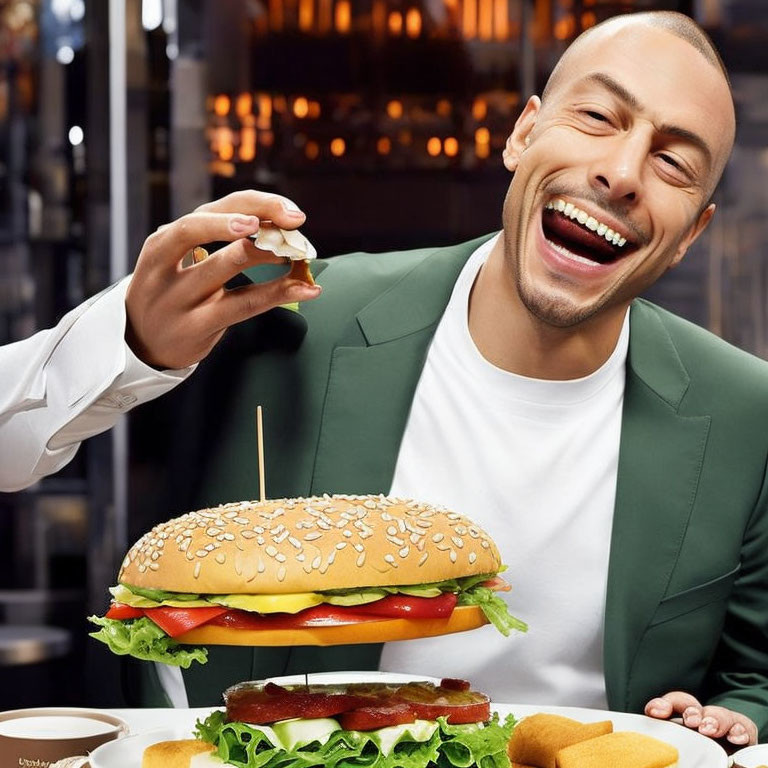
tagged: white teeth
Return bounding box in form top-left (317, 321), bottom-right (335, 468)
top-left (546, 198), bottom-right (629, 248)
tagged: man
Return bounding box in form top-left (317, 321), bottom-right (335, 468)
top-left (130, 11), bottom-right (766, 747)
top-left (0, 194), bottom-right (320, 491)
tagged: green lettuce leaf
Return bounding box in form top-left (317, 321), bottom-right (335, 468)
top-left (194, 711), bottom-right (517, 768)
top-left (457, 588), bottom-right (527, 636)
top-left (87, 616), bottom-right (207, 668)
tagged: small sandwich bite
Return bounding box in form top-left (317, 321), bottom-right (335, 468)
top-left (142, 739), bottom-right (216, 768)
top-left (251, 222), bottom-right (317, 285)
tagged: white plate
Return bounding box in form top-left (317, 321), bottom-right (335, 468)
top-left (90, 672), bottom-right (727, 768)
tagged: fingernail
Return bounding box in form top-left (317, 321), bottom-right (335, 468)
top-left (649, 708), bottom-right (664, 717)
top-left (282, 199), bottom-right (304, 216)
top-left (700, 718), bottom-right (717, 734)
top-left (231, 215), bottom-right (259, 234)
top-left (728, 732), bottom-right (749, 744)
top-left (730, 723), bottom-right (746, 736)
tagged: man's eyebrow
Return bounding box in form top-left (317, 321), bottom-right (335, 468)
top-left (583, 71), bottom-right (713, 167)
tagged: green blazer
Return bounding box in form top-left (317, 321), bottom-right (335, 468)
top-left (128, 236), bottom-right (768, 738)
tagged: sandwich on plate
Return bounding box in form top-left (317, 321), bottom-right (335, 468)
top-left (89, 495), bottom-right (526, 667)
top-left (142, 677), bottom-right (517, 768)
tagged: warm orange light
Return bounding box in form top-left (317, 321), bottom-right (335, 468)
top-left (377, 136), bottom-right (391, 155)
top-left (554, 15), bottom-right (575, 40)
top-left (319, 0), bottom-right (332, 33)
top-left (305, 140), bottom-right (320, 159)
top-left (308, 101), bottom-right (321, 119)
top-left (240, 127), bottom-right (256, 161)
top-left (398, 129), bottom-right (413, 146)
top-left (335, 0), bottom-right (351, 33)
top-left (479, 0), bottom-right (493, 40)
top-left (405, 8), bottom-right (421, 38)
top-left (220, 141), bottom-right (234, 161)
top-left (472, 98), bottom-right (487, 121)
top-left (257, 93), bottom-right (272, 130)
top-left (299, 0), bottom-right (314, 31)
top-left (261, 130), bottom-right (274, 147)
top-left (330, 137), bottom-right (346, 157)
top-left (387, 100), bottom-right (403, 119)
top-left (444, 137), bottom-right (459, 157)
top-left (293, 97), bottom-right (309, 119)
top-left (581, 11), bottom-right (596, 28)
top-left (388, 11), bottom-right (403, 35)
top-left (475, 142), bottom-right (490, 159)
top-left (235, 92), bottom-right (253, 118)
top-left (269, 0), bottom-right (283, 31)
top-left (475, 127), bottom-right (490, 144)
top-left (436, 99), bottom-right (451, 117)
top-left (214, 94), bottom-right (231, 116)
top-left (273, 95), bottom-right (287, 113)
top-left (463, 0), bottom-right (477, 39)
top-left (372, 0), bottom-right (387, 36)
top-left (494, 0), bottom-right (508, 40)
top-left (427, 137), bottom-right (442, 157)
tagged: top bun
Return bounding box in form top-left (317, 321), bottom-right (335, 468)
top-left (119, 495), bottom-right (501, 595)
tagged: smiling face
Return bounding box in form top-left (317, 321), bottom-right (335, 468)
top-left (500, 20), bottom-right (735, 329)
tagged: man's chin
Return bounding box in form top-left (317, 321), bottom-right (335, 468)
top-left (518, 285), bottom-right (602, 328)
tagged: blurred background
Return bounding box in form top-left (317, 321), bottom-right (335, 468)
top-left (0, 0), bottom-right (766, 708)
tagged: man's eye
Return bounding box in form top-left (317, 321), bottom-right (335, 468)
top-left (584, 110), bottom-right (608, 122)
top-left (659, 153), bottom-right (682, 170)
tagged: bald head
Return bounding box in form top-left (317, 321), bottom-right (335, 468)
top-left (539, 11), bottom-right (735, 199)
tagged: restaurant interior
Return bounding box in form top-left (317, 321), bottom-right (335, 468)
top-left (0, 0), bottom-right (767, 708)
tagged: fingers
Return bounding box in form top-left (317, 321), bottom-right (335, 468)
top-left (195, 190), bottom-right (306, 230)
top-left (144, 211), bottom-right (261, 270)
top-left (208, 274), bottom-right (322, 331)
top-left (645, 692), bottom-right (758, 746)
top-left (187, 238), bottom-right (285, 298)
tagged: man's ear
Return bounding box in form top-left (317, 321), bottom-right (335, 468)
top-left (503, 96), bottom-right (541, 172)
top-left (670, 203), bottom-right (715, 268)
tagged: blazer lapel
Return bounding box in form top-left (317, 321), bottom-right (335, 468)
top-left (604, 300), bottom-right (711, 710)
top-left (309, 236), bottom-right (492, 495)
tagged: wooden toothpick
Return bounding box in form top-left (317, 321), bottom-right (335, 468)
top-left (257, 405), bottom-right (266, 502)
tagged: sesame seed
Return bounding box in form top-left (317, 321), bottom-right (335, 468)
top-left (356, 552), bottom-right (366, 567)
top-left (418, 552), bottom-right (429, 566)
top-left (399, 546), bottom-right (409, 558)
top-left (336, 542), bottom-right (347, 550)
top-left (240, 530), bottom-right (256, 539)
top-left (469, 552), bottom-right (477, 564)
top-left (296, 553), bottom-right (306, 562)
top-left (353, 543), bottom-right (364, 552)
top-left (253, 526), bottom-right (265, 534)
top-left (386, 526), bottom-right (397, 536)
top-left (387, 535), bottom-right (405, 547)
top-left (193, 562), bottom-right (201, 579)
top-left (342, 530), bottom-right (353, 538)
top-left (451, 536), bottom-right (464, 549)
top-left (265, 545), bottom-right (278, 557)
top-left (311, 556), bottom-right (322, 569)
top-left (288, 536), bottom-right (301, 549)
top-left (277, 566), bottom-right (286, 582)
top-left (384, 554), bottom-right (396, 565)
top-left (205, 543), bottom-right (216, 551)
top-left (432, 533), bottom-right (444, 543)
top-left (481, 540), bottom-right (490, 549)
top-left (179, 539), bottom-right (190, 552)
top-left (234, 517), bottom-right (250, 525)
top-left (257, 536), bottom-right (265, 545)
top-left (196, 549), bottom-right (209, 558)
top-left (223, 533), bottom-right (235, 541)
top-left (449, 549), bottom-right (458, 563)
top-left (257, 559), bottom-right (266, 573)
top-left (215, 553), bottom-right (227, 564)
top-left (304, 532), bottom-right (322, 541)
top-left (149, 562), bottom-right (159, 571)
top-left (275, 553), bottom-right (286, 563)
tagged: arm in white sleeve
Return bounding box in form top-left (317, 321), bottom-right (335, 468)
top-left (0, 277), bottom-right (195, 492)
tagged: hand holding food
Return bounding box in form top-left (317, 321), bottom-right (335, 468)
top-left (88, 495), bottom-right (526, 666)
top-left (644, 690), bottom-right (757, 746)
top-left (125, 190), bottom-right (321, 370)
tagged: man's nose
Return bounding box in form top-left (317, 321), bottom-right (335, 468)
top-left (589, 133), bottom-right (647, 203)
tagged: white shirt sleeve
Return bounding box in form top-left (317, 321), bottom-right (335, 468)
top-left (0, 276), bottom-right (195, 492)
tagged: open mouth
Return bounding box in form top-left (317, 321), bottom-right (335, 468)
top-left (542, 198), bottom-right (638, 265)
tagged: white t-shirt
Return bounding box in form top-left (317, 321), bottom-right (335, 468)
top-left (382, 235), bottom-right (628, 708)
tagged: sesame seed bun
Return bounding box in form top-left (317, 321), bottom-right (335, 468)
top-left (119, 495), bottom-right (502, 595)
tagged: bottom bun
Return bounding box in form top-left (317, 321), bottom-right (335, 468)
top-left (142, 739), bottom-right (214, 768)
top-left (176, 605), bottom-right (488, 646)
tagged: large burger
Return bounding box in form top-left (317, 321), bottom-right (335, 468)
top-left (89, 495), bottom-right (526, 667)
top-left (142, 678), bottom-right (517, 768)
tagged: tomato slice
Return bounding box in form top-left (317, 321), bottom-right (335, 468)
top-left (350, 593), bottom-right (458, 618)
top-left (143, 605), bottom-right (228, 638)
top-left (104, 603), bottom-right (144, 621)
top-left (225, 682), bottom-right (372, 724)
top-left (395, 682), bottom-right (491, 724)
top-left (481, 576), bottom-right (511, 592)
top-left (338, 701), bottom-right (417, 731)
top-left (208, 605), bottom-right (384, 630)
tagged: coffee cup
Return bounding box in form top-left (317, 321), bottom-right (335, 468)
top-left (0, 708), bottom-right (128, 767)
